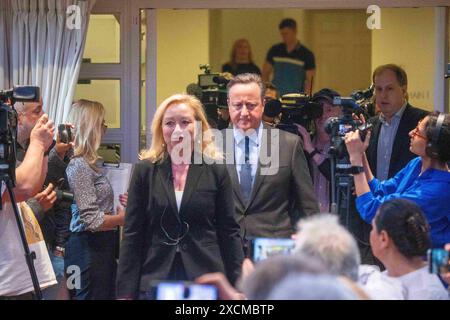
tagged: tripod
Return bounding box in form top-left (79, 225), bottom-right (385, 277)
top-left (1, 174), bottom-right (43, 300)
top-left (329, 155), bottom-right (370, 247)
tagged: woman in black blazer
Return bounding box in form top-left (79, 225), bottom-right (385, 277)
top-left (116, 94), bottom-right (244, 299)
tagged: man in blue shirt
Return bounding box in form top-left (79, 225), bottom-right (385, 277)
top-left (262, 18), bottom-right (316, 96)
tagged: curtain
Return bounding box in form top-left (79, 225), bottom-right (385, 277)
top-left (0, 0), bottom-right (96, 124)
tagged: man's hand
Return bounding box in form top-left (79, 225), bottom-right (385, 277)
top-left (294, 123), bottom-right (314, 153)
top-left (30, 114), bottom-right (55, 151)
top-left (34, 183), bottom-right (57, 212)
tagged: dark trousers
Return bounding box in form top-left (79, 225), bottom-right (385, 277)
top-left (65, 230), bottom-right (118, 300)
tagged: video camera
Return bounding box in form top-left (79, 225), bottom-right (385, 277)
top-left (325, 95), bottom-right (373, 172)
top-left (0, 86), bottom-right (40, 187)
top-left (349, 84), bottom-right (375, 118)
top-left (264, 93), bottom-right (322, 135)
top-left (186, 64), bottom-right (230, 128)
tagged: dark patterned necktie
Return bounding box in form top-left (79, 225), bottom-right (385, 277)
top-left (239, 136), bottom-right (252, 204)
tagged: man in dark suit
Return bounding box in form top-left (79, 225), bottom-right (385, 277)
top-left (347, 64), bottom-right (428, 265)
top-left (367, 64), bottom-right (428, 180)
top-left (224, 73), bottom-right (319, 246)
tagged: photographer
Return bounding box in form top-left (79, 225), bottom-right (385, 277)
top-left (295, 88), bottom-right (343, 212)
top-left (15, 99), bottom-right (73, 299)
top-left (0, 113), bottom-right (56, 299)
top-left (345, 112), bottom-right (450, 249)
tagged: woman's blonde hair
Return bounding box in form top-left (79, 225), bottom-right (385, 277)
top-left (230, 38), bottom-right (254, 69)
top-left (140, 94), bottom-right (221, 163)
top-left (68, 99), bottom-right (105, 167)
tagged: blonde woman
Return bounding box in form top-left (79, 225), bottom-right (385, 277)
top-left (116, 94), bottom-right (244, 300)
top-left (222, 38), bottom-right (261, 76)
top-left (64, 99), bottom-right (125, 300)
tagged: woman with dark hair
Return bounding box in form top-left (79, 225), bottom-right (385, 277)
top-left (371, 199), bottom-right (448, 300)
top-left (222, 39), bottom-right (261, 76)
top-left (345, 112), bottom-right (450, 248)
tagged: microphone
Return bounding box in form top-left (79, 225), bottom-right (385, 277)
top-left (264, 99), bottom-right (282, 118)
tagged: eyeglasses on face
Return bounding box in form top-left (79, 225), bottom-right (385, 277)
top-left (411, 125), bottom-right (427, 140)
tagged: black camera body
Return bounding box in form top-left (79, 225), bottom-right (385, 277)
top-left (0, 86), bottom-right (40, 187)
top-left (325, 98), bottom-right (373, 172)
top-left (187, 64), bottom-right (230, 129)
top-left (58, 124), bottom-right (73, 144)
top-left (266, 93), bottom-right (321, 135)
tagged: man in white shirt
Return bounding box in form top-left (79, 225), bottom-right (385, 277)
top-left (0, 113), bottom-right (56, 299)
top-left (223, 73), bottom-right (318, 247)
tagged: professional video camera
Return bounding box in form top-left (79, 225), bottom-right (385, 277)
top-left (186, 64), bottom-right (231, 128)
top-left (349, 84), bottom-right (375, 118)
top-left (325, 95), bottom-right (372, 170)
top-left (264, 93), bottom-right (322, 135)
top-left (0, 86), bottom-right (40, 187)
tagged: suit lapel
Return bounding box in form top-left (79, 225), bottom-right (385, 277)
top-left (390, 105), bottom-right (411, 168)
top-left (179, 160), bottom-right (203, 217)
top-left (156, 157), bottom-right (178, 215)
top-left (245, 125), bottom-right (272, 210)
top-left (367, 118), bottom-right (381, 174)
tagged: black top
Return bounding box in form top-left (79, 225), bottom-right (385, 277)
top-left (116, 157), bottom-right (244, 299)
top-left (222, 62), bottom-right (261, 76)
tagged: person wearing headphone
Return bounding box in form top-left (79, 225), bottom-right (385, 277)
top-left (344, 112), bottom-right (450, 248)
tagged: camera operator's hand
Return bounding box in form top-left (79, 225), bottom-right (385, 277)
top-left (344, 130), bottom-right (371, 166)
top-left (294, 124), bottom-right (314, 153)
top-left (30, 114), bottom-right (55, 152)
top-left (55, 123), bottom-right (75, 159)
top-left (34, 183), bottom-right (57, 212)
top-left (119, 192), bottom-right (128, 208)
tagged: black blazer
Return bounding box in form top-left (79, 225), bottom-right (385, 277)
top-left (116, 156), bottom-right (244, 299)
top-left (223, 125), bottom-right (319, 240)
top-left (366, 103), bottom-right (428, 179)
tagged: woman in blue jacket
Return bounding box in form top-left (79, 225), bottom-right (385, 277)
top-left (345, 112), bottom-right (450, 248)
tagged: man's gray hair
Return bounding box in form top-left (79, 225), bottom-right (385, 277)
top-left (226, 73), bottom-right (266, 101)
top-left (240, 254), bottom-right (326, 300)
top-left (294, 213), bottom-right (361, 281)
top-left (267, 273), bottom-right (358, 300)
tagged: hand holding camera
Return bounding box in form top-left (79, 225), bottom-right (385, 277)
top-left (30, 114), bottom-right (55, 152)
top-left (294, 123), bottom-right (314, 153)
